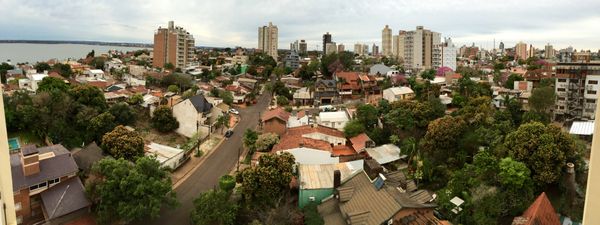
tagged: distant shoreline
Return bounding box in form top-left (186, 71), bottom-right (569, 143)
top-left (0, 40), bottom-right (152, 48)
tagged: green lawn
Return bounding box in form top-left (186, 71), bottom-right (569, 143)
top-left (8, 130), bottom-right (43, 147)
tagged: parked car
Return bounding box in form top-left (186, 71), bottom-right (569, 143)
top-left (228, 108), bottom-right (239, 115)
top-left (225, 129), bottom-right (234, 138)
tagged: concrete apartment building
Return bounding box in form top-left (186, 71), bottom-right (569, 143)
top-left (544, 43), bottom-right (555, 59)
top-left (354, 43), bottom-right (364, 56)
top-left (554, 61), bottom-right (600, 121)
top-left (433, 37), bottom-right (458, 71)
top-left (299, 40), bottom-right (308, 54)
top-left (392, 31), bottom-right (405, 59)
top-left (153, 21), bottom-right (195, 69)
top-left (515, 41), bottom-right (528, 60)
top-left (0, 86), bottom-right (18, 225)
top-left (372, 44), bottom-right (379, 56)
top-left (326, 42), bottom-right (337, 55)
top-left (399, 26), bottom-right (441, 71)
top-left (258, 22), bottom-right (279, 61)
top-left (381, 25), bottom-right (392, 56)
top-left (337, 44), bottom-right (345, 53)
top-left (323, 32), bottom-right (332, 54)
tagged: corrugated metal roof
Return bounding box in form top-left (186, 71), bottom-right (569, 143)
top-left (299, 160), bottom-right (364, 190)
top-left (365, 144), bottom-right (401, 164)
top-left (570, 121), bottom-right (595, 135)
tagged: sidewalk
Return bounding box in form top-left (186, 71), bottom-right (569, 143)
top-left (171, 134), bottom-right (224, 188)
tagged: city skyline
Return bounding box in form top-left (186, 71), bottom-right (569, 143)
top-left (0, 0), bottom-right (599, 51)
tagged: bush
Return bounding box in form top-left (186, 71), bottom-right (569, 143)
top-left (151, 106), bottom-right (179, 132)
top-left (276, 95), bottom-right (289, 106)
top-left (219, 175), bottom-right (236, 192)
top-left (303, 202), bottom-right (324, 225)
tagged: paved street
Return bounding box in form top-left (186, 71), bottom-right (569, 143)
top-left (139, 91), bottom-right (270, 225)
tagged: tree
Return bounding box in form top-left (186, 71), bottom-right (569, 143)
top-left (377, 99), bottom-right (391, 116)
top-left (276, 95), bottom-right (289, 106)
top-left (420, 116), bottom-right (467, 165)
top-left (91, 57), bottom-right (106, 70)
top-left (37, 77), bottom-right (69, 93)
top-left (303, 202), bottom-right (324, 225)
top-left (504, 73), bottom-right (524, 89)
top-left (151, 106), bottom-right (179, 132)
top-left (219, 90), bottom-right (234, 105)
top-left (52, 63), bottom-right (73, 78)
top-left (190, 190), bottom-right (237, 225)
top-left (168, 84), bottom-right (179, 93)
top-left (109, 102), bottom-right (136, 125)
top-left (504, 122), bottom-right (581, 184)
top-left (34, 62), bottom-right (51, 73)
top-left (529, 86), bottom-right (555, 117)
top-left (86, 157), bottom-right (177, 224)
top-left (86, 50), bottom-right (95, 58)
top-left (243, 129), bottom-right (259, 152)
top-left (101, 125), bottom-right (144, 160)
top-left (128, 93), bottom-right (144, 105)
top-left (89, 112), bottom-right (117, 143)
top-left (343, 120), bottom-right (365, 137)
top-left (164, 63), bottom-right (175, 70)
top-left (69, 84), bottom-right (108, 111)
top-left (420, 69), bottom-right (436, 80)
top-left (498, 157), bottom-right (531, 188)
top-left (255, 133), bottom-right (280, 152)
top-left (355, 104), bottom-right (379, 129)
top-left (238, 152), bottom-right (295, 206)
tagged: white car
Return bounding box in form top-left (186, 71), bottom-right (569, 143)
top-left (228, 109), bottom-right (239, 115)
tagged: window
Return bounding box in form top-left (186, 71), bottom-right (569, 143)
top-left (17, 216), bottom-right (23, 225)
top-left (558, 97), bottom-right (566, 101)
top-left (48, 178), bottom-right (60, 186)
top-left (558, 79), bottom-right (567, 82)
top-left (15, 202), bottom-right (21, 211)
top-left (587, 90), bottom-right (597, 95)
top-left (558, 88), bottom-right (566, 92)
top-left (29, 184), bottom-right (38, 191)
top-left (587, 99), bottom-right (596, 103)
top-left (589, 80), bottom-right (599, 85)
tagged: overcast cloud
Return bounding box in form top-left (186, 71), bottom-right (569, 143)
top-left (0, 0), bottom-right (599, 50)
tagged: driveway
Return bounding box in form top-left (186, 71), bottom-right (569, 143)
top-left (139, 91), bottom-right (271, 225)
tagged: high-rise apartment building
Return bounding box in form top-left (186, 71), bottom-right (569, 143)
top-left (337, 44), bottom-right (345, 53)
top-left (325, 42), bottom-right (337, 55)
top-left (153, 21), bottom-right (195, 69)
top-left (372, 44), bottom-right (379, 56)
top-left (544, 43), bottom-right (554, 59)
top-left (393, 31), bottom-right (406, 60)
top-left (363, 44), bottom-right (369, 56)
top-left (0, 86), bottom-right (17, 225)
top-left (400, 26), bottom-right (441, 71)
top-left (290, 40), bottom-right (299, 51)
top-left (515, 41), bottom-right (528, 60)
top-left (554, 61), bottom-right (600, 120)
top-left (382, 25), bottom-right (392, 56)
top-left (433, 38), bottom-right (457, 71)
top-left (499, 41), bottom-right (505, 54)
top-left (323, 32), bottom-right (332, 54)
top-left (258, 22), bottom-right (278, 60)
top-left (354, 43), bottom-right (363, 55)
top-left (299, 40), bottom-right (308, 54)
top-left (527, 44), bottom-right (535, 58)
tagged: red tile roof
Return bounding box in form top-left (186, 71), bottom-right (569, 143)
top-left (513, 192), bottom-right (560, 225)
top-left (349, 133), bottom-right (372, 151)
top-left (272, 135), bottom-right (332, 152)
top-left (286, 125), bottom-right (345, 139)
top-left (262, 107), bottom-right (291, 122)
top-left (336, 71), bottom-right (361, 91)
top-left (87, 81), bottom-right (109, 89)
top-left (332, 145), bottom-right (356, 156)
top-left (296, 110), bottom-right (306, 118)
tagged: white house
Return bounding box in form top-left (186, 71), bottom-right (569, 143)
top-left (316, 111), bottom-right (350, 131)
top-left (172, 95), bottom-right (214, 138)
top-left (288, 111), bottom-right (310, 128)
top-left (383, 87), bottom-right (414, 103)
top-left (145, 142), bottom-right (186, 170)
top-left (20, 73), bottom-right (49, 92)
top-left (84, 69), bottom-right (105, 79)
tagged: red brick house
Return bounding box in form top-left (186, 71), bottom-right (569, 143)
top-left (334, 71), bottom-right (361, 100)
top-left (261, 107), bottom-right (291, 136)
top-left (12, 145), bottom-right (91, 225)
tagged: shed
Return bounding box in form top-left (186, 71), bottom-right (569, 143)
top-left (298, 160), bottom-right (363, 208)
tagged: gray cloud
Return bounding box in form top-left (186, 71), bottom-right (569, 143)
top-left (0, 0), bottom-right (598, 50)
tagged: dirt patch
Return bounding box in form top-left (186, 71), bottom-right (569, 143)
top-left (133, 107), bottom-right (188, 147)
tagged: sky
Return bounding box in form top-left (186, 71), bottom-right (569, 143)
top-left (0, 0), bottom-right (599, 51)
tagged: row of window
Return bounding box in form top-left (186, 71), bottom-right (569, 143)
top-left (557, 79), bottom-right (599, 85)
top-left (29, 178), bottom-right (60, 191)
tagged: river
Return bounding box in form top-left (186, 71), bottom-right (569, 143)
top-left (0, 43), bottom-right (149, 64)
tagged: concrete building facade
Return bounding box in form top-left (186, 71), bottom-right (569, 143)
top-left (0, 86), bottom-right (17, 225)
top-left (323, 32), bottom-right (332, 54)
top-left (515, 41), bottom-right (528, 60)
top-left (325, 42), bottom-right (337, 55)
top-left (258, 22), bottom-right (279, 61)
top-left (544, 43), bottom-right (555, 59)
top-left (153, 21), bottom-right (195, 69)
top-left (433, 38), bottom-right (457, 71)
top-left (554, 62), bottom-right (600, 121)
top-left (400, 26), bottom-right (441, 71)
top-left (382, 25), bottom-right (392, 56)
top-left (299, 40), bottom-right (308, 54)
